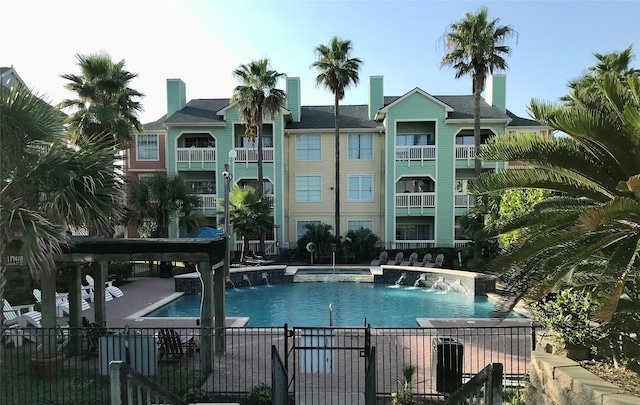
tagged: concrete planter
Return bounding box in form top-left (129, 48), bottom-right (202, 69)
top-left (30, 353), bottom-right (66, 379)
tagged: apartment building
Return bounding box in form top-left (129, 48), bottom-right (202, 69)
top-left (126, 74), bottom-right (550, 252)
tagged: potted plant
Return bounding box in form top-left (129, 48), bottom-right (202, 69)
top-left (30, 327), bottom-right (67, 379)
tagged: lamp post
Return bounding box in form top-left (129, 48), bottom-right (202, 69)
top-left (273, 224), bottom-right (280, 259)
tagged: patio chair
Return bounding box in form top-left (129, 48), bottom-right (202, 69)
top-left (86, 274), bottom-right (123, 298)
top-left (387, 251), bottom-right (404, 266)
top-left (33, 288), bottom-right (90, 317)
top-left (3, 298), bottom-right (42, 328)
top-left (433, 254), bottom-right (445, 267)
top-left (370, 251), bottom-right (389, 266)
top-left (157, 328), bottom-right (195, 362)
top-left (400, 252), bottom-right (419, 266)
top-left (82, 317), bottom-right (107, 358)
top-left (419, 253), bottom-right (433, 267)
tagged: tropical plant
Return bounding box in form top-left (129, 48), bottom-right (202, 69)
top-left (391, 364), bottom-right (417, 405)
top-left (231, 58), bottom-right (286, 256)
top-left (497, 189), bottom-right (552, 248)
top-left (0, 81), bottom-right (122, 336)
top-left (126, 173), bottom-right (203, 238)
top-left (60, 52), bottom-right (144, 150)
top-left (343, 227), bottom-right (381, 263)
top-left (312, 36), bottom-right (363, 257)
top-left (296, 223), bottom-right (336, 263)
top-left (457, 193), bottom-right (501, 267)
top-left (246, 383), bottom-right (272, 404)
top-left (223, 185), bottom-right (273, 261)
top-left (470, 72), bottom-right (640, 332)
top-left (441, 6), bottom-right (517, 177)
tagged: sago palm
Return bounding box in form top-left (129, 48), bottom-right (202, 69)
top-left (471, 73), bottom-right (640, 321)
top-left (312, 36), bottom-right (363, 255)
top-left (231, 58), bottom-right (286, 255)
top-left (441, 6), bottom-right (517, 177)
top-left (1, 82), bottom-right (123, 332)
top-left (60, 52), bottom-right (144, 150)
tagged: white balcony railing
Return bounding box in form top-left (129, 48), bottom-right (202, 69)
top-left (176, 147), bottom-right (216, 168)
top-left (394, 240), bottom-right (436, 250)
top-left (234, 147), bottom-right (274, 163)
top-left (454, 193), bottom-right (477, 208)
top-left (234, 240), bottom-right (277, 255)
top-left (396, 146), bottom-right (436, 162)
top-left (395, 192), bottom-right (436, 208)
top-left (196, 194), bottom-right (217, 210)
top-left (455, 145), bottom-right (476, 160)
top-left (454, 240), bottom-right (472, 248)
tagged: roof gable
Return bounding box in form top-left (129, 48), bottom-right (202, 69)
top-left (380, 88), bottom-right (453, 114)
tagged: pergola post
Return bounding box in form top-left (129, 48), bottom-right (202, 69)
top-left (214, 237), bottom-right (228, 354)
top-left (94, 262), bottom-right (108, 326)
top-left (199, 260), bottom-right (213, 374)
top-left (67, 264), bottom-right (83, 355)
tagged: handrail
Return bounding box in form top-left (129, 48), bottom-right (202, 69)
top-left (109, 360), bottom-right (188, 405)
top-left (443, 363), bottom-right (503, 405)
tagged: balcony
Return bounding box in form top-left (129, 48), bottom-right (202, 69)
top-left (234, 147), bottom-right (274, 163)
top-left (176, 147), bottom-right (216, 168)
top-left (396, 192), bottom-right (435, 208)
top-left (234, 240), bottom-right (278, 255)
top-left (454, 193), bottom-right (477, 209)
top-left (393, 240), bottom-right (435, 250)
top-left (454, 240), bottom-right (472, 248)
top-left (455, 145), bottom-right (475, 160)
top-left (196, 194), bottom-right (217, 211)
top-left (396, 146), bottom-right (436, 163)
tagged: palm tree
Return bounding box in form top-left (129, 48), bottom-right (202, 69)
top-left (441, 6), bottom-right (517, 177)
top-left (126, 173), bottom-right (203, 238)
top-left (231, 58), bottom-right (286, 255)
top-left (297, 223), bottom-right (337, 263)
top-left (1, 81), bottom-right (122, 336)
top-left (223, 185), bottom-right (273, 262)
top-left (343, 227), bottom-right (381, 263)
top-left (470, 73), bottom-right (640, 327)
top-left (60, 52), bottom-right (144, 150)
top-left (312, 36), bottom-right (363, 257)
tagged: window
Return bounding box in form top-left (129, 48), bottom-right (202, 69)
top-left (455, 179), bottom-right (469, 193)
top-left (241, 136), bottom-right (272, 148)
top-left (455, 135), bottom-right (474, 145)
top-left (188, 181), bottom-right (215, 194)
top-left (136, 134), bottom-right (158, 160)
top-left (396, 133), bottom-right (434, 146)
top-left (296, 220), bottom-right (321, 240)
top-left (396, 224), bottom-right (431, 240)
top-left (296, 134), bottom-right (321, 160)
top-left (295, 175), bottom-right (322, 202)
top-left (347, 220), bottom-right (373, 232)
top-left (348, 175), bottom-right (373, 201)
top-left (184, 135), bottom-right (214, 148)
top-left (348, 134), bottom-right (373, 160)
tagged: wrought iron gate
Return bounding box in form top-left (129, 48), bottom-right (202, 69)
top-left (282, 324), bottom-right (375, 405)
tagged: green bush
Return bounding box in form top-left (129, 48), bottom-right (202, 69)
top-left (246, 383), bottom-right (271, 404)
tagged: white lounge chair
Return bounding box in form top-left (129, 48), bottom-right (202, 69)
top-left (3, 298), bottom-right (42, 328)
top-left (419, 253), bottom-right (433, 267)
top-left (370, 251), bottom-right (389, 266)
top-left (33, 289), bottom-right (90, 317)
top-left (387, 252), bottom-right (404, 266)
top-left (433, 254), bottom-right (445, 267)
top-left (86, 275), bottom-right (123, 298)
top-left (400, 252), bottom-right (418, 266)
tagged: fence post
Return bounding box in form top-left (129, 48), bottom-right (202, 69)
top-left (531, 324), bottom-right (537, 352)
top-left (487, 363), bottom-right (503, 405)
top-left (109, 361), bottom-right (124, 405)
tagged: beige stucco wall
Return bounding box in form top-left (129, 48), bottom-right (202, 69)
top-left (526, 353), bottom-right (639, 405)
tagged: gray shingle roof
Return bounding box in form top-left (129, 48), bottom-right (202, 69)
top-left (142, 115), bottom-right (167, 131)
top-left (384, 94), bottom-right (509, 120)
top-left (286, 105), bottom-right (378, 129)
top-left (506, 109), bottom-right (543, 127)
top-left (163, 99), bottom-right (231, 124)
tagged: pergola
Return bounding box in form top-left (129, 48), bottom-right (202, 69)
top-left (6, 236), bottom-right (228, 374)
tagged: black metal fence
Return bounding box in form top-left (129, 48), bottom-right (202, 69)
top-left (1, 324), bottom-right (534, 404)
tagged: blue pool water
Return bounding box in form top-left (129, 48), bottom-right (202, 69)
top-left (146, 283), bottom-right (516, 327)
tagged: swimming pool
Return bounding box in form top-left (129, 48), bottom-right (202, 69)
top-left (145, 282), bottom-right (518, 327)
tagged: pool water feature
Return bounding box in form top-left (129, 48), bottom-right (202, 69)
top-left (145, 282), bottom-right (520, 327)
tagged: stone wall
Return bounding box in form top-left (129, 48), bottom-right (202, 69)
top-left (527, 353), bottom-right (638, 404)
top-left (175, 266), bottom-right (293, 294)
top-left (374, 267), bottom-right (495, 296)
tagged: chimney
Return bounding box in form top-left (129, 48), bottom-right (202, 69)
top-left (286, 77), bottom-right (301, 122)
top-left (167, 79), bottom-right (186, 118)
top-left (368, 76), bottom-right (384, 120)
top-left (485, 74), bottom-right (506, 113)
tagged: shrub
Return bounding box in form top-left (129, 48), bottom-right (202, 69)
top-left (246, 383), bottom-right (271, 404)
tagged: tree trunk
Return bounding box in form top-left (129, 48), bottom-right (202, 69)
top-left (334, 96), bottom-right (341, 261)
top-left (257, 107), bottom-right (266, 256)
top-left (473, 73), bottom-right (485, 178)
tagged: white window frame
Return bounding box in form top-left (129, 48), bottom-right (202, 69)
top-left (296, 219), bottom-right (322, 241)
top-left (347, 219), bottom-right (374, 232)
top-left (348, 134), bottom-right (373, 160)
top-left (295, 175), bottom-right (322, 202)
top-left (347, 174), bottom-right (374, 202)
top-left (136, 134), bottom-right (159, 161)
top-left (296, 134), bottom-right (321, 161)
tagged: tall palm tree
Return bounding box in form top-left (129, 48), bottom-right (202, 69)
top-left (60, 52), bottom-right (144, 150)
top-left (231, 58), bottom-right (286, 255)
top-left (127, 173), bottom-right (203, 238)
top-left (441, 6), bottom-right (517, 177)
top-left (223, 185), bottom-right (273, 262)
top-left (1, 81), bottom-right (122, 336)
top-left (312, 36), bottom-right (363, 257)
top-left (471, 73), bottom-right (640, 325)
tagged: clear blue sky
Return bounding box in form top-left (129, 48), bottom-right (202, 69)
top-left (1, 0), bottom-right (639, 124)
